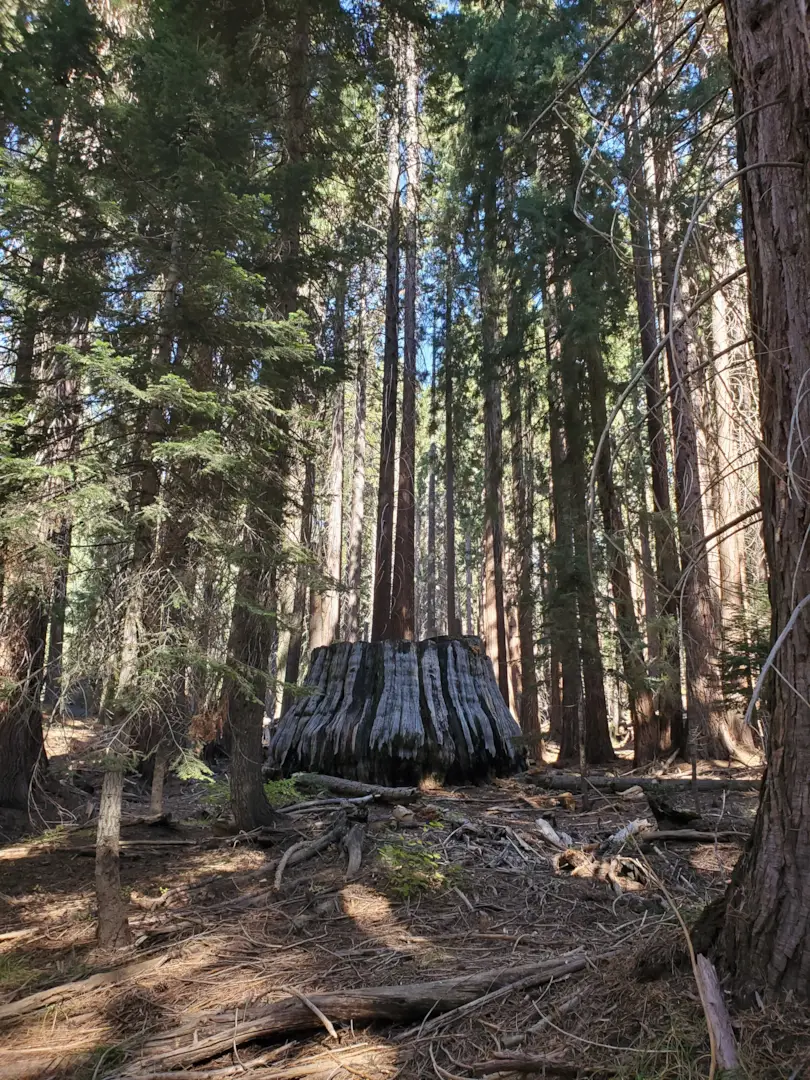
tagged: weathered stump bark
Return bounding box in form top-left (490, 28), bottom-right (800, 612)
top-left (268, 637), bottom-right (524, 785)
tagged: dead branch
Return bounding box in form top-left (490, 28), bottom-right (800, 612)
top-left (282, 986), bottom-right (339, 1040)
top-left (132, 956), bottom-right (593, 1070)
top-left (0, 953), bottom-right (170, 1021)
top-left (279, 795), bottom-right (375, 814)
top-left (695, 955), bottom-right (742, 1077)
top-left (343, 822), bottom-right (365, 880)
top-left (640, 829), bottom-right (745, 844)
top-left (394, 955), bottom-right (590, 1040)
top-left (274, 812), bottom-right (349, 890)
top-left (532, 773), bottom-right (760, 794)
top-left (469, 1056), bottom-right (611, 1078)
top-left (292, 773), bottom-right (419, 804)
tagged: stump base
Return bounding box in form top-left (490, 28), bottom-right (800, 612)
top-left (268, 637), bottom-right (524, 786)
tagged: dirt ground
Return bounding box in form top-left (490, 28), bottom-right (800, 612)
top-left (0, 721), bottom-right (805, 1080)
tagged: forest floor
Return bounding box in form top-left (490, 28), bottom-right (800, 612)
top-left (0, 720), bottom-right (804, 1080)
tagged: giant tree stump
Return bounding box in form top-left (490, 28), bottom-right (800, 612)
top-left (268, 637), bottom-right (525, 785)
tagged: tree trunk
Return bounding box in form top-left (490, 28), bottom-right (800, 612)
top-left (464, 530), bottom-right (474, 635)
top-left (710, 251), bottom-right (755, 749)
top-left (427, 441), bottom-right (437, 635)
top-left (282, 459), bottom-right (316, 715)
top-left (345, 286), bottom-right (368, 643)
top-left (43, 519), bottom-right (71, 712)
top-left (506, 298), bottom-right (540, 738)
top-left (480, 185), bottom-right (510, 705)
top-left (309, 377), bottom-right (345, 651)
top-left (559, 329), bottom-right (614, 764)
top-left (269, 637), bottom-right (524, 785)
top-left (149, 738), bottom-right (170, 816)
top-left (625, 95), bottom-right (681, 756)
top-left (95, 759), bottom-right (130, 950)
top-left (659, 240), bottom-right (725, 760)
top-left (371, 59), bottom-right (400, 642)
top-left (548, 365), bottom-right (582, 764)
top-left (444, 263), bottom-right (461, 637)
top-left (716, 0), bottom-right (810, 998)
top-left (585, 334), bottom-right (658, 763)
top-left (223, 553), bottom-right (280, 831)
top-left (390, 26), bottom-right (419, 641)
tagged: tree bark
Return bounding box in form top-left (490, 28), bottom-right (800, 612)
top-left (716, 0), bottom-right (810, 998)
top-left (345, 284), bottom-right (368, 643)
top-left (464, 530), bottom-right (474, 635)
top-left (480, 184), bottom-right (510, 705)
top-left (309, 378), bottom-right (345, 649)
top-left (625, 94), bottom-right (681, 757)
top-left (282, 459), bottom-right (315, 715)
top-left (390, 25), bottom-right (420, 642)
top-left (371, 56), bottom-right (400, 642)
top-left (710, 250), bottom-right (756, 748)
top-left (444, 262), bottom-right (461, 637)
top-left (223, 553), bottom-right (280, 831)
top-left (270, 637), bottom-right (524, 785)
top-left (560, 330), bottom-right (614, 764)
top-left (506, 288), bottom-right (540, 738)
top-left (548, 364), bottom-right (582, 764)
top-left (95, 759), bottom-right (130, 950)
top-left (585, 334), bottom-right (658, 764)
top-left (659, 239), bottom-right (725, 760)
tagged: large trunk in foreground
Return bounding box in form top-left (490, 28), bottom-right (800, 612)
top-left (269, 637), bottom-right (524, 785)
top-left (716, 0), bottom-right (810, 999)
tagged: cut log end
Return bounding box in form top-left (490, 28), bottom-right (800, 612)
top-left (269, 637), bottom-right (525, 786)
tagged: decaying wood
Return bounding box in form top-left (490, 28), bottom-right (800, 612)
top-left (282, 986), bottom-right (339, 1040)
top-left (0, 953), bottom-right (169, 1021)
top-left (279, 795), bottom-right (375, 814)
top-left (293, 774), bottom-right (419, 804)
top-left (274, 813), bottom-right (349, 890)
top-left (343, 822), bottom-right (365, 880)
top-left (395, 955), bottom-right (589, 1040)
top-left (695, 955), bottom-right (742, 1077)
top-left (469, 1056), bottom-right (610, 1077)
top-left (532, 773), bottom-right (760, 794)
top-left (133, 957), bottom-right (591, 1069)
top-left (502, 989), bottom-right (586, 1048)
top-left (640, 829), bottom-right (745, 844)
top-left (270, 638), bottom-right (524, 786)
top-left (121, 813), bottom-right (174, 828)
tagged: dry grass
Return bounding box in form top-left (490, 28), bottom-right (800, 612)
top-left (0, 746), bottom-right (800, 1080)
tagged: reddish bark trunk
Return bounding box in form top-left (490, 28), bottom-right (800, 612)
top-left (345, 286), bottom-right (368, 642)
top-left (444, 264), bottom-right (461, 638)
top-left (371, 67), bottom-right (400, 642)
top-left (717, 0), bottom-right (810, 998)
top-left (282, 459), bottom-right (315, 715)
top-left (625, 95), bottom-right (681, 756)
top-left (390, 27), bottom-right (420, 642)
top-left (480, 185), bottom-right (510, 705)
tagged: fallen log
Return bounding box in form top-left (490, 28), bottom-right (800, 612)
top-left (134, 956), bottom-right (591, 1070)
top-left (531, 773), bottom-right (761, 794)
top-left (468, 1055), bottom-right (610, 1077)
top-left (0, 953), bottom-right (169, 1021)
top-left (641, 829), bottom-right (746, 844)
top-left (293, 774), bottom-right (419, 804)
